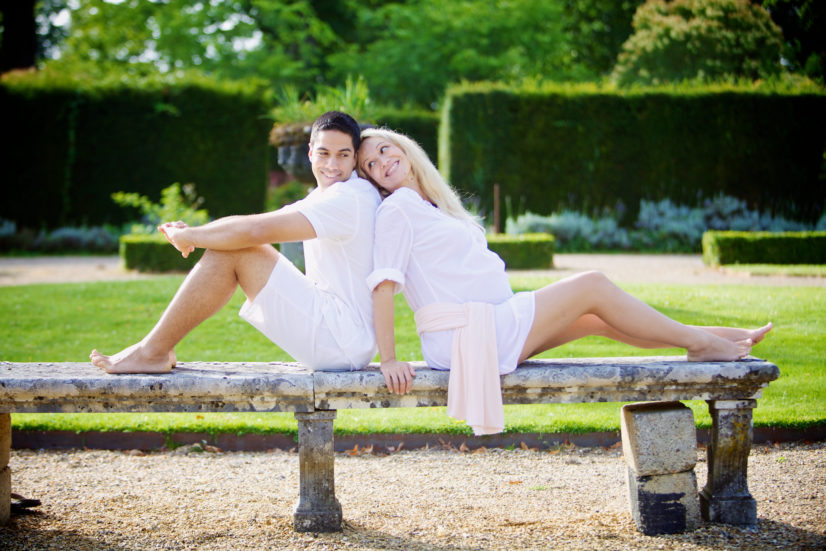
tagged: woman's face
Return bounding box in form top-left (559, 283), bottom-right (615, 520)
top-left (358, 136), bottom-right (412, 194)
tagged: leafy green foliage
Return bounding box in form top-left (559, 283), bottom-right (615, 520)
top-left (326, 0), bottom-right (578, 106)
top-left (507, 195), bottom-right (819, 252)
top-left (119, 234), bottom-right (204, 273)
top-left (612, 0), bottom-right (785, 85)
top-left (112, 183), bottom-right (210, 235)
top-left (485, 233), bottom-right (555, 269)
top-left (441, 81), bottom-right (826, 227)
top-left (563, 0), bottom-right (645, 76)
top-left (45, 0), bottom-right (338, 92)
top-left (759, 0), bottom-right (826, 82)
top-left (702, 230), bottom-right (826, 265)
top-left (0, 70), bottom-right (270, 230)
top-left (270, 75), bottom-right (377, 125)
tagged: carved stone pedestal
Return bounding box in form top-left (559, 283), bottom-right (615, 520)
top-left (293, 410), bottom-right (342, 532)
top-left (700, 400), bottom-right (757, 526)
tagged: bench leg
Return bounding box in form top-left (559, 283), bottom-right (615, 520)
top-left (1, 413), bottom-right (10, 525)
top-left (293, 410), bottom-right (342, 532)
top-left (700, 399), bottom-right (757, 526)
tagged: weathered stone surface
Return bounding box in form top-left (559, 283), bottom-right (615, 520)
top-left (0, 413), bottom-right (9, 469)
top-left (0, 466), bottom-right (9, 525)
top-left (621, 401), bottom-right (697, 476)
top-left (0, 362), bottom-right (315, 413)
top-left (293, 411), bottom-right (342, 532)
top-left (700, 399), bottom-right (758, 525)
top-left (626, 467), bottom-right (701, 535)
top-left (314, 357), bottom-right (779, 410)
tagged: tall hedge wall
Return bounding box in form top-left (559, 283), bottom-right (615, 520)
top-left (440, 83), bottom-right (826, 225)
top-left (375, 109), bottom-right (440, 166)
top-left (0, 73), bottom-right (271, 229)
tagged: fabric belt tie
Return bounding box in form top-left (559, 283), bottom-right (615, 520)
top-left (414, 302), bottom-right (504, 435)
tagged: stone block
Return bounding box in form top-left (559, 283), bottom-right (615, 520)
top-left (0, 466), bottom-right (10, 525)
top-left (626, 467), bottom-right (701, 535)
top-left (621, 401), bottom-right (697, 476)
top-left (0, 413), bottom-right (9, 469)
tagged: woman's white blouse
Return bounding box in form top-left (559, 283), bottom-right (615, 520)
top-left (367, 188), bottom-right (513, 366)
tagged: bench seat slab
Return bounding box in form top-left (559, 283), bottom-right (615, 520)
top-left (0, 362), bottom-right (315, 413)
top-left (314, 357), bottom-right (779, 410)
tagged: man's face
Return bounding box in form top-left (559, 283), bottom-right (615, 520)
top-left (309, 129), bottom-right (357, 189)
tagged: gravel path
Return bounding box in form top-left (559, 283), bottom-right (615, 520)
top-left (1, 442), bottom-right (824, 550)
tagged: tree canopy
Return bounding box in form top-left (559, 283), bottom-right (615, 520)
top-left (611, 0), bottom-right (785, 86)
top-left (0, 0), bottom-right (820, 108)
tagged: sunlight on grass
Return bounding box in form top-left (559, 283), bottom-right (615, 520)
top-left (2, 274), bottom-right (824, 435)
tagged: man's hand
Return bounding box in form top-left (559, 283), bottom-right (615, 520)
top-left (380, 359), bottom-right (416, 395)
top-left (158, 221), bottom-right (196, 258)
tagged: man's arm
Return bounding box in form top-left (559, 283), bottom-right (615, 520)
top-left (160, 209), bottom-right (316, 257)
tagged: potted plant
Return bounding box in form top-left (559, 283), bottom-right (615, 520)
top-left (269, 76), bottom-right (378, 183)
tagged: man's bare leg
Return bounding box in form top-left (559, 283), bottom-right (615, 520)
top-left (90, 245), bottom-right (279, 374)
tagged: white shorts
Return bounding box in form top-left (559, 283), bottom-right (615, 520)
top-left (238, 258), bottom-right (370, 371)
top-left (421, 291), bottom-right (537, 375)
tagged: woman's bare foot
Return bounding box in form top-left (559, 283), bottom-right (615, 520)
top-left (696, 322), bottom-right (773, 346)
top-left (90, 342), bottom-right (176, 374)
top-left (686, 333), bottom-right (753, 362)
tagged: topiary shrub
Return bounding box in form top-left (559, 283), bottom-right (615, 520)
top-left (702, 230), bottom-right (826, 266)
top-left (119, 234), bottom-right (204, 273)
top-left (486, 233), bottom-right (555, 269)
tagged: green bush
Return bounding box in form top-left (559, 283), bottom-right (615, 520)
top-left (440, 81), bottom-right (826, 226)
top-left (375, 108), bottom-right (440, 166)
top-left (702, 230), bottom-right (826, 266)
top-left (112, 183), bottom-right (210, 235)
top-left (119, 234), bottom-right (204, 273)
top-left (0, 70), bottom-right (270, 230)
top-left (486, 233), bottom-right (555, 269)
top-left (612, 0), bottom-right (784, 86)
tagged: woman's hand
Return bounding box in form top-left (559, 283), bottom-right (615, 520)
top-left (158, 221), bottom-right (196, 258)
top-left (380, 359), bottom-right (416, 395)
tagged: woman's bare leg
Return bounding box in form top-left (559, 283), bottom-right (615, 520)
top-left (524, 316), bottom-right (774, 357)
top-left (90, 245), bottom-right (279, 374)
top-left (519, 271), bottom-right (756, 362)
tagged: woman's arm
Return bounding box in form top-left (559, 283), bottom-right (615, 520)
top-left (159, 209), bottom-right (316, 257)
top-left (373, 280), bottom-right (416, 394)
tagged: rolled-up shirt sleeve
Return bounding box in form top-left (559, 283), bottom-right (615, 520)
top-left (366, 201), bottom-right (412, 293)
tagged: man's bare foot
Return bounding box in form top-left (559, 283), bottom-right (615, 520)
top-left (686, 333), bottom-right (752, 362)
top-left (697, 322), bottom-right (773, 346)
top-left (90, 342), bottom-right (176, 374)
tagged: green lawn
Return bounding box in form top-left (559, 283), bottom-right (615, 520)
top-left (720, 264), bottom-right (826, 278)
top-left (2, 274), bottom-right (823, 436)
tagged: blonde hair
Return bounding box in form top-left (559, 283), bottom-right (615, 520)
top-left (358, 127), bottom-right (481, 228)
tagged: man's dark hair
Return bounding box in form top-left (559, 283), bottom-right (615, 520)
top-left (310, 111), bottom-right (361, 151)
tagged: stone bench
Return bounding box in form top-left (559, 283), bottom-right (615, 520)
top-left (0, 357), bottom-right (779, 531)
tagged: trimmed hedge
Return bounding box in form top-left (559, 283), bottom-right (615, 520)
top-left (375, 109), bottom-right (440, 166)
top-left (486, 233), bottom-right (554, 269)
top-left (440, 82), bottom-right (826, 225)
top-left (1, 72), bottom-right (271, 230)
top-left (120, 234), bottom-right (204, 273)
top-left (702, 231), bottom-right (826, 266)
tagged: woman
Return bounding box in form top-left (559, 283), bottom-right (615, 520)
top-left (358, 127), bottom-right (772, 434)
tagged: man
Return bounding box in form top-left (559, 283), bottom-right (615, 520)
top-left (91, 111), bottom-right (381, 373)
